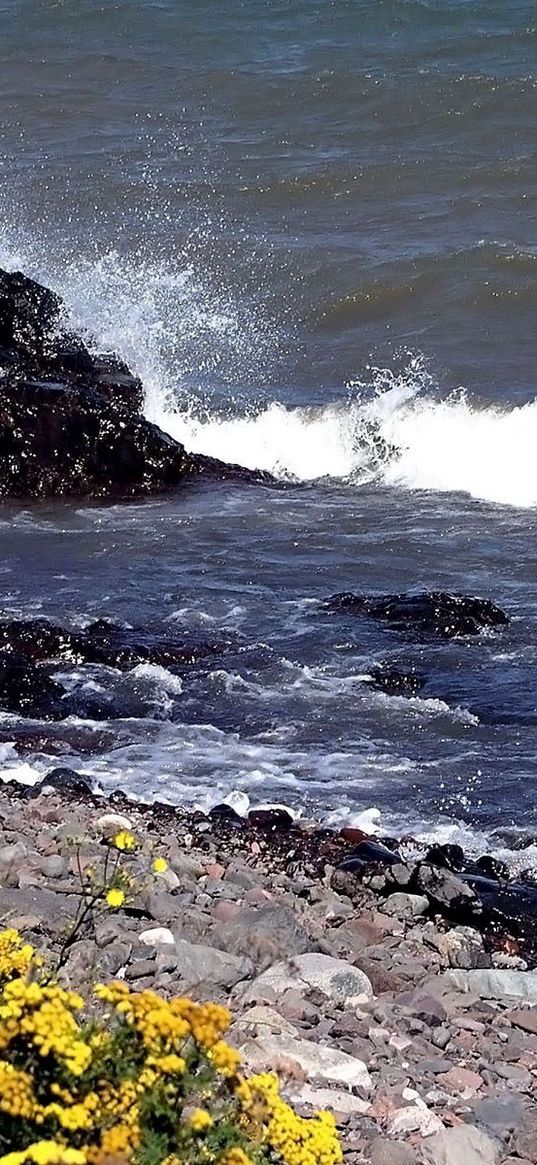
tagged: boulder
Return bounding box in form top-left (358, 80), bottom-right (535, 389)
top-left (415, 863), bottom-right (480, 915)
top-left (212, 903), bottom-right (314, 964)
top-left (423, 1126), bottom-right (499, 1165)
top-left (232, 1006), bottom-right (299, 1037)
top-left (96, 813), bottom-right (134, 838)
top-left (323, 590), bottom-right (508, 639)
top-left (368, 665), bottom-right (425, 697)
top-left (40, 768), bottom-right (94, 796)
top-left (248, 807), bottom-right (295, 832)
top-left (286, 1084), bottom-right (370, 1117)
top-left (369, 1140), bottom-right (419, 1165)
top-left (241, 952), bottom-right (373, 1005)
top-left (139, 928), bottom-right (175, 947)
top-left (172, 938), bottom-right (253, 989)
top-left (0, 654), bottom-right (66, 718)
top-left (0, 266), bottom-right (277, 499)
top-left (383, 893), bottom-right (429, 918)
top-left (388, 1105), bottom-right (444, 1137)
top-left (239, 1032), bottom-right (372, 1090)
top-left (506, 1007), bottom-right (537, 1035)
top-left (428, 926), bottom-right (489, 970)
top-left (444, 968), bottom-right (537, 1002)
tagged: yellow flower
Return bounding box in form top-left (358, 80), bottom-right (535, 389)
top-left (152, 856), bottom-right (168, 873)
top-left (217, 1151), bottom-right (252, 1165)
top-left (105, 889), bottom-right (125, 909)
top-left (111, 830), bottom-right (136, 852)
top-left (188, 1107), bottom-right (213, 1133)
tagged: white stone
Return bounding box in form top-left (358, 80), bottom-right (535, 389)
top-left (96, 813), bottom-right (133, 838)
top-left (383, 892), bottom-right (429, 918)
top-left (285, 1084), bottom-right (371, 1116)
top-left (139, 927), bottom-right (175, 947)
top-left (445, 968), bottom-right (537, 1003)
top-left (241, 952), bottom-right (373, 1006)
top-left (390, 1033), bottom-right (413, 1051)
top-left (423, 1125), bottom-right (499, 1165)
top-left (389, 1105), bottom-right (444, 1138)
top-left (239, 1032), bottom-right (372, 1091)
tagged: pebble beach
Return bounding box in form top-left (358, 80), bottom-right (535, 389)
top-left (1, 778), bottom-right (536, 1165)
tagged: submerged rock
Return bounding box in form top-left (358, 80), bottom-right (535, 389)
top-left (367, 664), bottom-right (425, 697)
top-left (0, 617), bottom-right (229, 670)
top-left (324, 590), bottom-right (508, 639)
top-left (0, 654), bottom-right (66, 719)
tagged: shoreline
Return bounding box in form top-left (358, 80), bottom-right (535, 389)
top-left (1, 778), bottom-right (536, 1163)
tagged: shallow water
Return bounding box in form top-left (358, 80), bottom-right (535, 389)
top-left (1, 0), bottom-right (537, 857)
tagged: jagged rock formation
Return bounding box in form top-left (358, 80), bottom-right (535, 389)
top-left (0, 267), bottom-right (273, 498)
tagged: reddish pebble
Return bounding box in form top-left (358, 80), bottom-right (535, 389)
top-left (212, 901), bottom-right (242, 923)
top-left (204, 862), bottom-right (226, 880)
top-left (340, 827), bottom-right (370, 845)
top-left (243, 887), bottom-right (272, 905)
top-left (454, 1031), bottom-right (476, 1052)
top-left (438, 1067), bottom-right (483, 1094)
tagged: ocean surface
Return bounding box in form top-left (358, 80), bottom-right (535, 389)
top-left (1, 0), bottom-right (537, 861)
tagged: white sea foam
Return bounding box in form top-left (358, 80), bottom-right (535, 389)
top-left (155, 372), bottom-right (537, 507)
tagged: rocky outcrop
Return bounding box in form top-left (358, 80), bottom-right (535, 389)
top-left (0, 267), bottom-right (275, 498)
top-left (323, 590), bottom-right (508, 639)
top-left (0, 616), bottom-right (230, 670)
top-left (0, 269), bottom-right (189, 498)
top-left (0, 616), bottom-right (232, 720)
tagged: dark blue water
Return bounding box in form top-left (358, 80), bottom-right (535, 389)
top-left (1, 0), bottom-right (537, 862)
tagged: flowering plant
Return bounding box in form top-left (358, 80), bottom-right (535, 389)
top-left (0, 929), bottom-right (342, 1165)
top-left (57, 830), bottom-right (165, 970)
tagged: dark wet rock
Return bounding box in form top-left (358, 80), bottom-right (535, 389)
top-left (187, 452), bottom-right (279, 489)
top-left (248, 808), bottom-right (295, 832)
top-left (0, 617), bottom-right (230, 671)
top-left (460, 872), bottom-right (504, 900)
top-left (338, 839), bottom-right (401, 872)
top-left (323, 590), bottom-right (508, 639)
top-left (415, 863), bottom-right (481, 916)
top-left (368, 665), bottom-right (425, 697)
top-left (41, 768), bottom-right (94, 796)
top-left (0, 374), bottom-right (189, 499)
top-left (0, 268), bottom-right (60, 365)
top-left (0, 653), bottom-right (66, 719)
top-left (208, 804), bottom-right (246, 827)
top-left (0, 266), bottom-right (280, 500)
top-left (425, 843), bottom-right (466, 872)
top-left (0, 268), bottom-right (191, 498)
top-left (475, 854), bottom-right (510, 881)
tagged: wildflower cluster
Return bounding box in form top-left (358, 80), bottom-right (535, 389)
top-left (0, 930), bottom-right (342, 1165)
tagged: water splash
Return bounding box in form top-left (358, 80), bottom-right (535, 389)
top-left (2, 233), bottom-right (537, 507)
